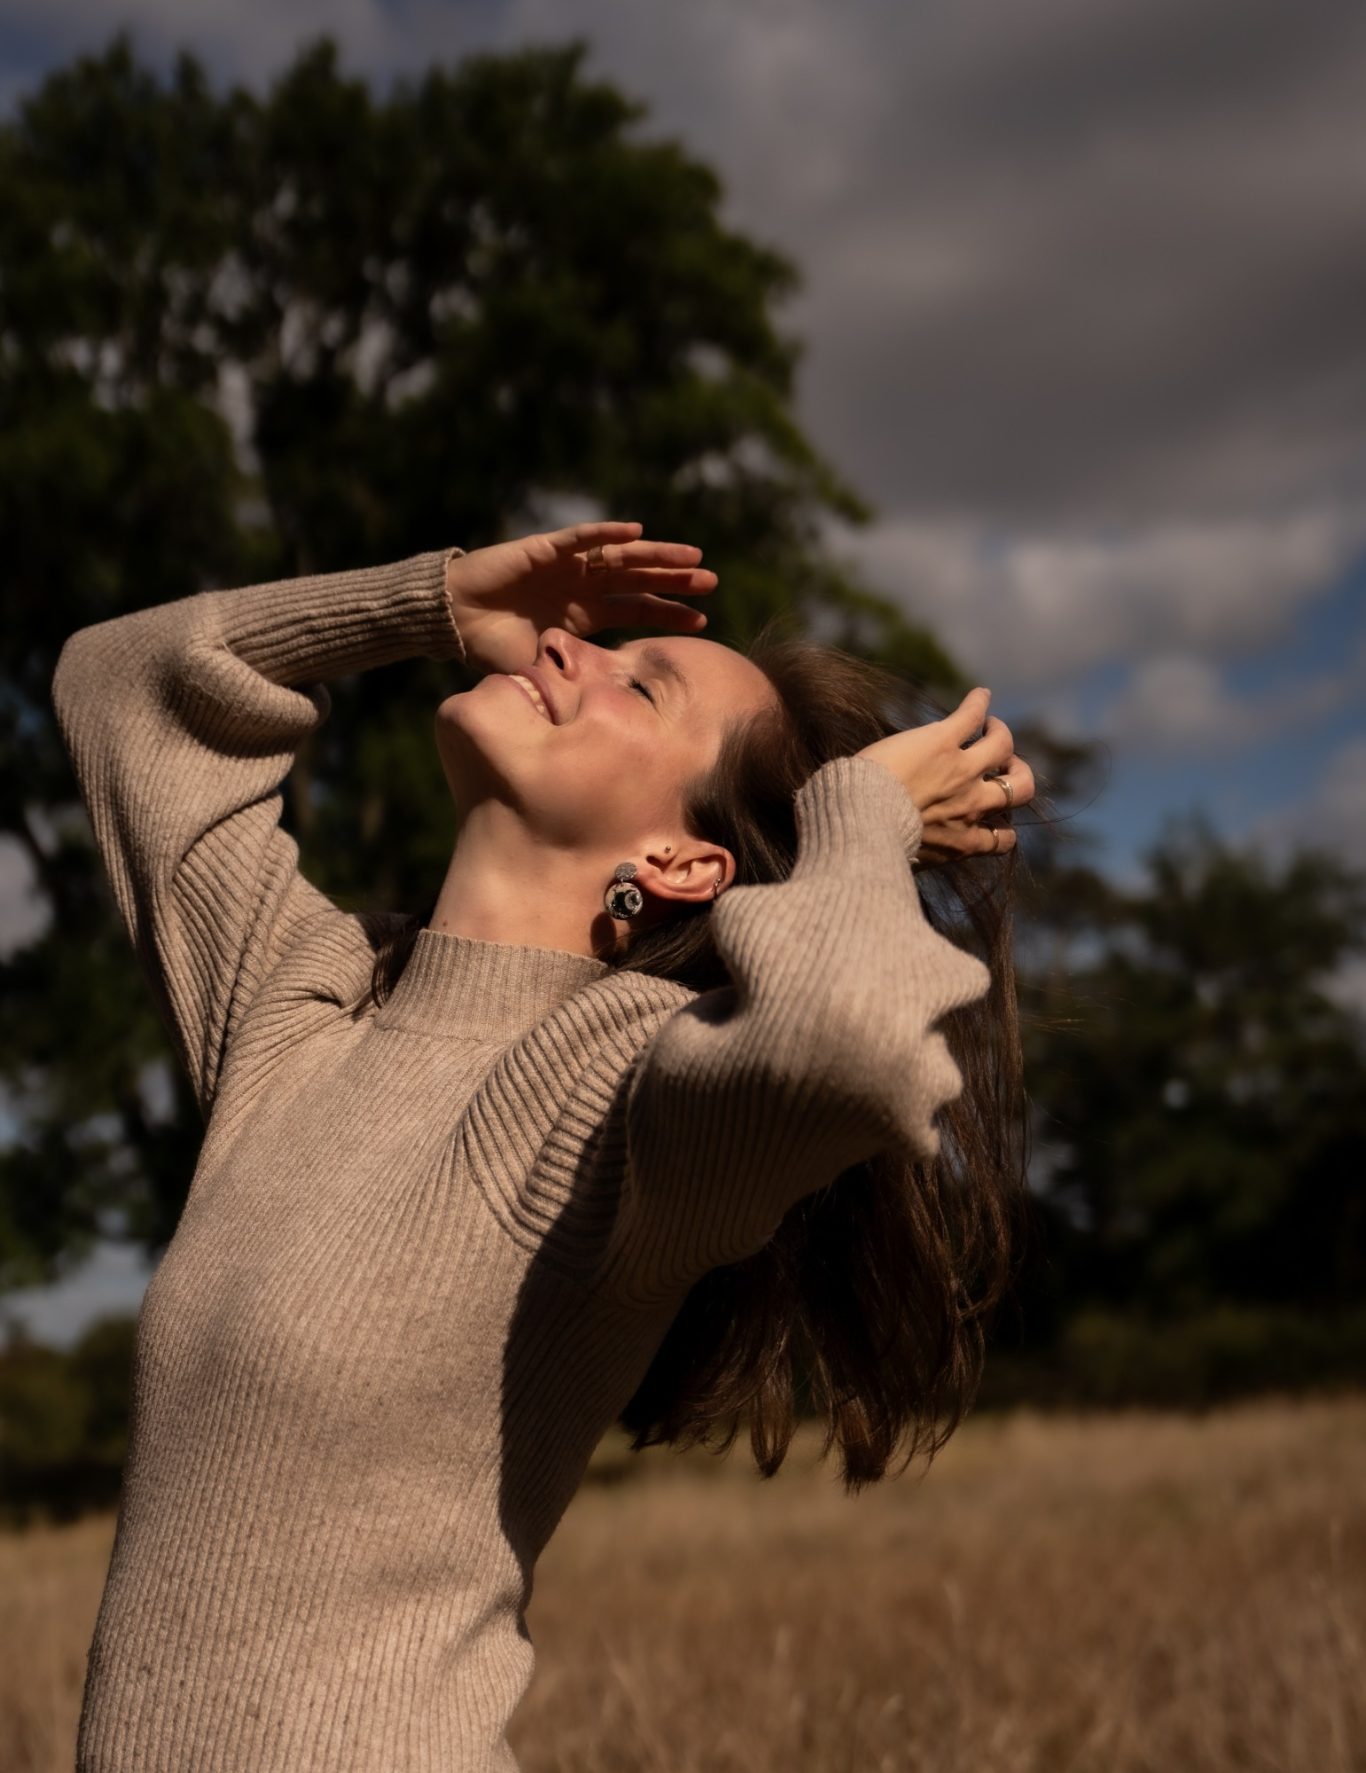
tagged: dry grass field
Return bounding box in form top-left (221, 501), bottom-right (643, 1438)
top-left (3, 1395), bottom-right (1363, 1773)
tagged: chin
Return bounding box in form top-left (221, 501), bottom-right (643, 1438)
top-left (434, 683), bottom-right (498, 742)
top-left (434, 689), bottom-right (490, 774)
top-left (434, 689), bottom-right (541, 810)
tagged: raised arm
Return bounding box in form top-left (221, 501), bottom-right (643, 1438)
top-left (50, 547), bottom-right (466, 1120)
top-left (598, 751), bottom-right (996, 1306)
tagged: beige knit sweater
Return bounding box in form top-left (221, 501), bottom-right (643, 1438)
top-left (51, 547), bottom-right (991, 1772)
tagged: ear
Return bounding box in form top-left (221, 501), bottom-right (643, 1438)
top-left (637, 838), bottom-right (732, 907)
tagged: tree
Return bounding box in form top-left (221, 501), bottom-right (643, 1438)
top-left (1, 33), bottom-right (955, 1287)
top-left (0, 1315), bottom-right (134, 1521)
top-left (1027, 817), bottom-right (1366, 1320)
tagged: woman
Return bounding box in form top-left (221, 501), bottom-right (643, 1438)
top-left (52, 520), bottom-right (1032, 1772)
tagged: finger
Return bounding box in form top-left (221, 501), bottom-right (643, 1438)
top-left (595, 591), bottom-right (713, 629)
top-left (605, 540), bottom-right (707, 570)
top-left (919, 821), bottom-right (1017, 859)
top-left (973, 775), bottom-right (1013, 818)
top-left (946, 686), bottom-right (992, 741)
top-left (973, 760), bottom-right (1032, 816)
top-left (963, 713), bottom-right (1014, 770)
top-left (544, 520), bottom-right (644, 553)
top-left (1002, 757), bottom-right (1037, 805)
top-left (972, 822), bottom-right (1017, 856)
top-left (599, 566), bottom-right (718, 594)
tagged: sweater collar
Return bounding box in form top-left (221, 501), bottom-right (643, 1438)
top-left (372, 925), bottom-right (611, 1040)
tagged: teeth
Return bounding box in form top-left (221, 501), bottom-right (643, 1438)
top-left (510, 674), bottom-right (550, 720)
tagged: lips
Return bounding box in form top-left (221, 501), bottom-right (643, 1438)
top-left (505, 670), bottom-right (555, 723)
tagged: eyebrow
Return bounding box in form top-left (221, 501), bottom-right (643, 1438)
top-left (637, 643), bottom-right (692, 705)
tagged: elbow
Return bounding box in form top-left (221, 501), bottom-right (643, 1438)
top-left (51, 623), bottom-right (119, 751)
top-left (50, 627), bottom-right (92, 737)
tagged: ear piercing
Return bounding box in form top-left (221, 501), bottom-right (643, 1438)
top-left (606, 847), bottom-right (706, 919)
top-left (604, 862), bottom-right (644, 920)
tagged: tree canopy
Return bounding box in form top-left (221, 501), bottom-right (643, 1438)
top-left (1026, 818), bottom-right (1366, 1321)
top-left (1, 32), bottom-right (952, 1283)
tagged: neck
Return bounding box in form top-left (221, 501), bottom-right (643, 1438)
top-left (428, 799), bottom-right (627, 960)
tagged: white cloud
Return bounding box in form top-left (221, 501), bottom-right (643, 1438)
top-left (1102, 654), bottom-right (1356, 757)
top-left (846, 505), bottom-right (1366, 690)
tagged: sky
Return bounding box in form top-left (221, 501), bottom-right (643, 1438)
top-left (3, 0), bottom-right (1365, 1341)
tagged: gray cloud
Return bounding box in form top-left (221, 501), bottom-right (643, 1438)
top-left (506, 0), bottom-right (1366, 694)
top-left (845, 503), bottom-right (1366, 687)
top-left (1102, 652), bottom-right (1360, 759)
top-left (498, 0), bottom-right (1366, 526)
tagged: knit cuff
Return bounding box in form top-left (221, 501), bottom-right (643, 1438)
top-left (789, 752), bottom-right (924, 883)
top-left (201, 546), bottom-right (468, 686)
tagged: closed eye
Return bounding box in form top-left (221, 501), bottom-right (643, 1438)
top-left (627, 675), bottom-right (656, 704)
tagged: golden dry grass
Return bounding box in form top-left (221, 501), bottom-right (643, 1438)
top-left (3, 1396), bottom-right (1363, 1772)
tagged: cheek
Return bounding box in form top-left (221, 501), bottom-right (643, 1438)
top-left (538, 726), bottom-right (679, 838)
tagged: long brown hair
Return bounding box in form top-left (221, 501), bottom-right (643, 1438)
top-left (370, 618), bottom-right (1027, 1493)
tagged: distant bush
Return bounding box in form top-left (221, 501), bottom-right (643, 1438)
top-left (979, 1306), bottom-right (1366, 1412)
top-left (0, 1315), bottom-right (134, 1525)
top-left (4, 1307), bottom-right (1365, 1522)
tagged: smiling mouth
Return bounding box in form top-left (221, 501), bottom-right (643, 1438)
top-left (506, 673), bottom-right (553, 721)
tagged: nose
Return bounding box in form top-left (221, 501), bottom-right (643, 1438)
top-left (537, 627), bottom-right (594, 682)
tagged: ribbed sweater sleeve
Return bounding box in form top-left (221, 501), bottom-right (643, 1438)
top-left (50, 547), bottom-right (466, 1119)
top-left (604, 752), bottom-right (993, 1303)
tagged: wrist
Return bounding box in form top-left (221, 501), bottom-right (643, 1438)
top-left (793, 753), bottom-right (925, 877)
top-left (442, 549), bottom-right (489, 670)
top-left (442, 548), bottom-right (467, 625)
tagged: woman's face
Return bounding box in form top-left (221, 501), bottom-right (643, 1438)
top-left (434, 628), bottom-right (778, 853)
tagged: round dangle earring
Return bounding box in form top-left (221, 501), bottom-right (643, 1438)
top-left (604, 862), bottom-right (644, 920)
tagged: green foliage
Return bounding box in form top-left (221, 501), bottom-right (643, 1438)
top-left (1017, 817), bottom-right (1366, 1331)
top-left (0, 1315), bottom-right (134, 1523)
top-left (2, 31), bottom-right (949, 1287)
top-left (979, 1306), bottom-right (1366, 1411)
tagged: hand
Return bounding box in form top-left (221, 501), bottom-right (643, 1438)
top-left (856, 687), bottom-right (1035, 863)
top-left (444, 520), bottom-right (718, 676)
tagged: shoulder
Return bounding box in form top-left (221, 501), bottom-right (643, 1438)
top-left (456, 966), bottom-right (697, 1283)
top-left (461, 964), bottom-right (697, 1137)
top-left (232, 902), bottom-right (389, 1039)
top-left (551, 965), bottom-right (696, 1045)
top-left (508, 965), bottom-right (698, 1099)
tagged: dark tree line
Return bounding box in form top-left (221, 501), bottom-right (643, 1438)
top-left (993, 812), bottom-right (1366, 1405)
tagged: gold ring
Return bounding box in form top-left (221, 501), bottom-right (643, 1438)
top-left (993, 773), bottom-right (1014, 808)
top-left (987, 824), bottom-right (1000, 854)
top-left (585, 544), bottom-right (609, 572)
